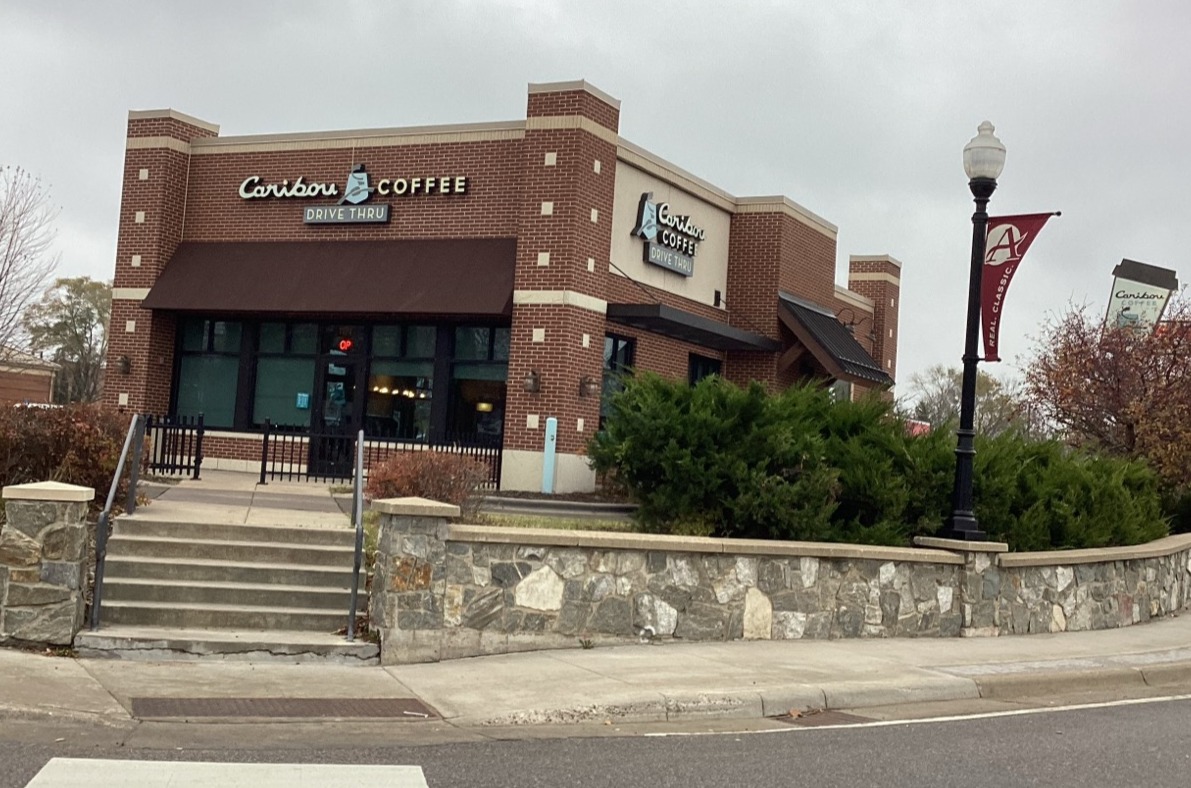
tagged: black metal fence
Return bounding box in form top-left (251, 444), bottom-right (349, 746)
top-left (144, 413), bottom-right (204, 479)
top-left (258, 421), bottom-right (502, 488)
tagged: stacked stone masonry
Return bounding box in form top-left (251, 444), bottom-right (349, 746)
top-left (0, 483), bottom-right (95, 646)
top-left (369, 500), bottom-right (1191, 664)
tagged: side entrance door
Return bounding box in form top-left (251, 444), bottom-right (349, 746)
top-left (309, 326), bottom-right (366, 478)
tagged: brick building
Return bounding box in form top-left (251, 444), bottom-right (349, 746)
top-left (102, 80), bottom-right (902, 492)
top-left (0, 348), bottom-right (58, 404)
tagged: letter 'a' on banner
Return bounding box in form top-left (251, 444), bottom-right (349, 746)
top-left (980, 213), bottom-right (1057, 362)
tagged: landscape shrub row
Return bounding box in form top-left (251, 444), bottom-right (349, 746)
top-left (587, 374), bottom-right (1168, 551)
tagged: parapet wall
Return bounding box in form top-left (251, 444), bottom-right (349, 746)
top-left (369, 498), bottom-right (1191, 664)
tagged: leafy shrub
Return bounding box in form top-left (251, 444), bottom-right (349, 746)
top-left (364, 451), bottom-right (487, 520)
top-left (589, 374), bottom-right (1168, 550)
top-left (0, 404), bottom-right (133, 517)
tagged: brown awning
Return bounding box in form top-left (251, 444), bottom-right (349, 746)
top-left (142, 239), bottom-right (517, 316)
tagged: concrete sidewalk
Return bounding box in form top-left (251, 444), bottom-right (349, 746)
top-left (140, 470), bottom-right (350, 527)
top-left (5, 614), bottom-right (1191, 729)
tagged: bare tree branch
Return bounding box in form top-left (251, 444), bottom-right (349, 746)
top-left (0, 166), bottom-right (59, 353)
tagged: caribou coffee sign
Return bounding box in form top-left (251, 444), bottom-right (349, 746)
top-left (238, 164), bottom-right (469, 224)
top-left (1105, 259), bottom-right (1179, 331)
top-left (631, 192), bottom-right (706, 277)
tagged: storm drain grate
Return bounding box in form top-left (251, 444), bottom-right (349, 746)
top-left (130, 697), bottom-right (438, 720)
top-left (775, 710), bottom-right (874, 727)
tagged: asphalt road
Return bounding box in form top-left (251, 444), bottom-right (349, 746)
top-left (4, 697), bottom-right (1190, 787)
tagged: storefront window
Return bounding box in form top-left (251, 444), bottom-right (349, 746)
top-left (252, 323), bottom-right (317, 428)
top-left (449, 326), bottom-right (507, 439)
top-left (365, 325), bottom-right (436, 440)
top-left (175, 318), bottom-right (242, 428)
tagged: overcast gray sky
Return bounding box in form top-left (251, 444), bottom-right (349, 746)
top-left (2, 1), bottom-right (1188, 394)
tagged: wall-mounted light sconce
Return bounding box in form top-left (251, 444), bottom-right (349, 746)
top-left (578, 375), bottom-right (600, 398)
top-left (117, 355), bottom-right (132, 375)
top-left (475, 401), bottom-right (494, 413)
top-left (522, 369), bottom-right (541, 393)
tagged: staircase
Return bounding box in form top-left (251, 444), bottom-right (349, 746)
top-left (75, 513), bottom-right (377, 664)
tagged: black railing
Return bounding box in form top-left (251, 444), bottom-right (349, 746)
top-left (258, 421), bottom-right (502, 488)
top-left (145, 413), bottom-right (205, 479)
top-left (91, 413), bottom-right (144, 631)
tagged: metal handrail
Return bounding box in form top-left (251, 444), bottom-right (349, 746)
top-left (346, 429), bottom-right (365, 642)
top-left (89, 413), bottom-right (144, 632)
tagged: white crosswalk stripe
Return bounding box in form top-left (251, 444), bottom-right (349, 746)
top-left (26, 758), bottom-right (429, 787)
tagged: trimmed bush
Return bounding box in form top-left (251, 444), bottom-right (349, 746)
top-left (0, 404), bottom-right (133, 517)
top-left (364, 451), bottom-right (487, 520)
top-left (588, 374), bottom-right (1169, 550)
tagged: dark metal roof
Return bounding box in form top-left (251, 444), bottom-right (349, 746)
top-left (142, 239), bottom-right (516, 316)
top-left (778, 293), bottom-right (893, 386)
top-left (605, 303), bottom-right (781, 352)
top-left (1112, 259), bottom-right (1179, 291)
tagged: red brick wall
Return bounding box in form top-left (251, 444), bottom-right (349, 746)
top-left (848, 257), bottom-right (902, 383)
top-left (527, 88), bottom-right (620, 133)
top-left (103, 114), bottom-right (213, 415)
top-left (505, 87), bottom-right (620, 456)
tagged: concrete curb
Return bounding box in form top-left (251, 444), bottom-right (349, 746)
top-left (972, 666), bottom-right (1147, 699)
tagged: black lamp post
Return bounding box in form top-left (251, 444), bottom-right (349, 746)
top-left (942, 121), bottom-right (1006, 541)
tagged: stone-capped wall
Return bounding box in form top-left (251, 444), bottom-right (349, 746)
top-left (369, 499), bottom-right (1191, 664)
top-left (0, 482), bottom-right (95, 646)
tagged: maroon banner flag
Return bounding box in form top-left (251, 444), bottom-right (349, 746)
top-left (980, 213), bottom-right (1054, 362)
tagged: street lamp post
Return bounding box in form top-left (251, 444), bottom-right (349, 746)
top-left (942, 121), bottom-right (1006, 541)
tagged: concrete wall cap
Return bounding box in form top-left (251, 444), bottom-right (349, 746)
top-left (2, 480), bottom-right (96, 502)
top-left (527, 79), bottom-right (621, 109)
top-left (127, 108), bottom-right (220, 134)
top-left (914, 536), bottom-right (1009, 554)
top-left (371, 497), bottom-right (460, 518)
top-left (998, 533), bottom-right (1191, 568)
top-left (448, 524), bottom-right (964, 564)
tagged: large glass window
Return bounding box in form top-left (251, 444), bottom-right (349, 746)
top-left (175, 318), bottom-right (242, 428)
top-left (449, 326), bottom-right (508, 439)
top-left (366, 325), bottom-right (436, 440)
top-left (252, 323), bottom-right (317, 428)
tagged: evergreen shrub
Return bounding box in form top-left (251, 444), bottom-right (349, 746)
top-left (588, 374), bottom-right (1168, 550)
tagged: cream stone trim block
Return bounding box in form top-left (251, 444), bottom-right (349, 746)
top-left (2, 480), bottom-right (95, 502)
top-left (735, 196), bottom-right (838, 238)
top-left (525, 115), bottom-right (619, 146)
top-left (849, 272), bottom-right (902, 286)
top-left (125, 137), bottom-right (192, 154)
top-left (128, 108), bottom-right (220, 134)
top-left (373, 496), bottom-right (461, 519)
top-left (513, 289), bottom-right (608, 315)
top-left (189, 120), bottom-right (525, 155)
top-left (997, 533), bottom-right (1191, 568)
top-left (446, 523), bottom-right (965, 565)
top-left (112, 287), bottom-right (151, 301)
top-left (834, 285), bottom-right (875, 313)
top-left (528, 80), bottom-right (622, 109)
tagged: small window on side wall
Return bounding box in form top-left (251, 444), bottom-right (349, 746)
top-left (831, 379), bottom-right (853, 403)
top-left (688, 354), bottom-right (722, 385)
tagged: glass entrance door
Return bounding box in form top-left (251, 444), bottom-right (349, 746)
top-left (310, 326), bottom-right (366, 478)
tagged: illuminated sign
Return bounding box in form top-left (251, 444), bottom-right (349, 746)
top-left (631, 192), bottom-right (705, 277)
top-left (237, 164), bottom-right (469, 225)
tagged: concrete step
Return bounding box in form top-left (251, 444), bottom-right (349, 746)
top-left (102, 556), bottom-right (363, 587)
top-left (100, 600), bottom-right (351, 632)
top-left (75, 625), bottom-right (378, 664)
top-left (106, 534), bottom-right (355, 566)
top-left (101, 578), bottom-right (360, 610)
top-left (113, 516), bottom-right (358, 547)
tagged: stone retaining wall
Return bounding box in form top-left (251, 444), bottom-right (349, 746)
top-left (369, 497), bottom-right (1191, 664)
